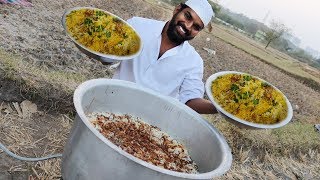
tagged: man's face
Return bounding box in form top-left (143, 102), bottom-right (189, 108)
top-left (167, 6), bottom-right (204, 44)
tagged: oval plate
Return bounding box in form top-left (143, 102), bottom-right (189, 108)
top-left (62, 7), bottom-right (143, 63)
top-left (205, 71), bottom-right (293, 129)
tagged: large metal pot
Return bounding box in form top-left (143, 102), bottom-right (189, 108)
top-left (62, 79), bottom-right (232, 180)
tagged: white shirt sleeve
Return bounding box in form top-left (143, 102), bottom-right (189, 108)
top-left (178, 63), bottom-right (205, 104)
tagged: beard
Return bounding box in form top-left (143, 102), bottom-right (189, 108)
top-left (166, 13), bottom-right (194, 44)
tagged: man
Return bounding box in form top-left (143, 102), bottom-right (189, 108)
top-left (113, 0), bottom-right (217, 114)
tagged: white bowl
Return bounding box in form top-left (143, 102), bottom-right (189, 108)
top-left (205, 71), bottom-right (293, 129)
top-left (61, 7), bottom-right (143, 63)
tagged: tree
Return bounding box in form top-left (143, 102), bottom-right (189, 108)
top-left (208, 1), bottom-right (221, 15)
top-left (245, 22), bottom-right (259, 35)
top-left (264, 20), bottom-right (290, 49)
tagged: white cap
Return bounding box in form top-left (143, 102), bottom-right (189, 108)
top-left (185, 0), bottom-right (214, 26)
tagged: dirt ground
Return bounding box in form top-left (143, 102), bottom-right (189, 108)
top-left (0, 0), bottom-right (319, 179)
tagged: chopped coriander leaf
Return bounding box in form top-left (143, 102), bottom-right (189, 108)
top-left (105, 31), bottom-right (111, 38)
top-left (96, 11), bottom-right (104, 16)
top-left (253, 99), bottom-right (259, 105)
top-left (231, 84), bottom-right (239, 92)
top-left (84, 18), bottom-right (92, 25)
top-left (243, 75), bottom-right (252, 81)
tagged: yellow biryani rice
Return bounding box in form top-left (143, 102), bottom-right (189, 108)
top-left (65, 8), bottom-right (141, 56)
top-left (211, 73), bottom-right (288, 124)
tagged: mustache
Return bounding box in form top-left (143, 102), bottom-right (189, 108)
top-left (177, 22), bottom-right (190, 36)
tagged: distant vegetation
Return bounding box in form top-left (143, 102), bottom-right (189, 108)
top-left (264, 20), bottom-right (290, 49)
top-left (212, 2), bottom-right (320, 69)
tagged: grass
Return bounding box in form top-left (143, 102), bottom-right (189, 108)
top-left (204, 114), bottom-right (320, 179)
top-left (210, 24), bottom-right (320, 90)
top-left (145, 0), bottom-right (173, 11)
top-left (220, 152), bottom-right (320, 179)
top-left (0, 50), bottom-right (88, 112)
top-left (0, 50), bottom-right (86, 93)
top-left (0, 101), bottom-right (71, 179)
top-left (204, 114), bottom-right (320, 157)
top-left (272, 122), bottom-right (320, 149)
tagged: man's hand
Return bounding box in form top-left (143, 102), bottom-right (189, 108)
top-left (185, 98), bottom-right (217, 114)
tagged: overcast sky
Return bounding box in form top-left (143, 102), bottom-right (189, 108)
top-left (218, 0), bottom-right (320, 52)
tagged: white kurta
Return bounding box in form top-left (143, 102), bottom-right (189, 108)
top-left (113, 17), bottom-right (204, 104)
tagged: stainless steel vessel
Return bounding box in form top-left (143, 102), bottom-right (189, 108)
top-left (62, 79), bottom-right (232, 180)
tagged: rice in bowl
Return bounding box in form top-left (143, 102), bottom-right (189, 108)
top-left (65, 8), bottom-right (141, 56)
top-left (211, 73), bottom-right (288, 124)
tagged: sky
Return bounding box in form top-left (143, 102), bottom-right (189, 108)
top-left (217, 0), bottom-right (320, 52)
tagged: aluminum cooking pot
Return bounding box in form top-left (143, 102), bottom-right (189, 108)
top-left (62, 79), bottom-right (232, 180)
